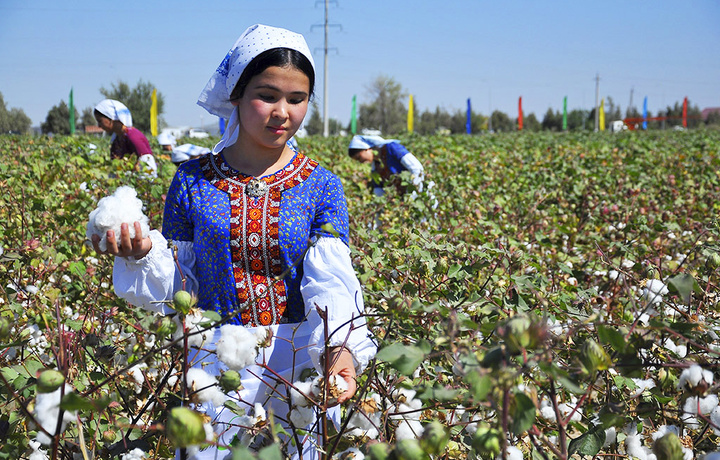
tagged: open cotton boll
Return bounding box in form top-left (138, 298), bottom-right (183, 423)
top-left (186, 368), bottom-right (226, 407)
top-left (34, 384), bottom-right (77, 445)
top-left (216, 325), bottom-right (259, 370)
top-left (86, 186), bottom-right (150, 252)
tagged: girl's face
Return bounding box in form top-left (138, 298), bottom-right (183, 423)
top-left (95, 113), bottom-right (115, 133)
top-left (233, 65), bottom-right (310, 152)
top-left (352, 148), bottom-right (375, 164)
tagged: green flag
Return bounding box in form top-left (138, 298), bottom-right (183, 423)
top-left (69, 87), bottom-right (75, 135)
top-left (562, 96), bottom-right (567, 131)
top-left (351, 95), bottom-right (357, 135)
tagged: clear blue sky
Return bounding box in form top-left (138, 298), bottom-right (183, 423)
top-left (1, 0), bottom-right (718, 130)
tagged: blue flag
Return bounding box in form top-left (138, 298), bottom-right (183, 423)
top-left (219, 117), bottom-right (226, 135)
top-left (466, 98), bottom-right (472, 134)
top-left (642, 97), bottom-right (648, 130)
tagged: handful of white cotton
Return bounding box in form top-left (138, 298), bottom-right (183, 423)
top-left (86, 186), bottom-right (150, 252)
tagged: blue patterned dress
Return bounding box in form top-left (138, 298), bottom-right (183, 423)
top-left (163, 149), bottom-right (349, 326)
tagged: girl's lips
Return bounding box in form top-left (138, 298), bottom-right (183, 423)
top-left (267, 126), bottom-right (286, 134)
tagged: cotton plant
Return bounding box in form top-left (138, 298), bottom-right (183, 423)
top-left (120, 448), bottom-right (147, 460)
top-left (642, 279), bottom-right (669, 305)
top-left (85, 185), bottom-right (150, 252)
top-left (678, 364), bottom-right (714, 392)
top-left (215, 324), bottom-right (269, 370)
top-left (185, 368), bottom-right (227, 407)
top-left (345, 393), bottom-right (382, 439)
top-left (681, 394), bottom-right (719, 429)
top-left (388, 388), bottom-right (425, 440)
top-left (34, 384), bottom-right (77, 445)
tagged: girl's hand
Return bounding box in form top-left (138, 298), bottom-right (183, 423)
top-left (91, 221), bottom-right (153, 259)
top-left (326, 346), bottom-right (357, 406)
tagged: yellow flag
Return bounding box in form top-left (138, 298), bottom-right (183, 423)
top-left (407, 94), bottom-right (414, 133)
top-left (599, 98), bottom-right (605, 132)
top-left (150, 88), bottom-right (158, 136)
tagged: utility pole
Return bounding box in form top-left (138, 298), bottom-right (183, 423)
top-left (628, 86), bottom-right (634, 117)
top-left (313, 0), bottom-right (340, 137)
top-left (594, 73), bottom-right (600, 132)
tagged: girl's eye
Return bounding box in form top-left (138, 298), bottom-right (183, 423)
top-left (259, 94), bottom-right (276, 102)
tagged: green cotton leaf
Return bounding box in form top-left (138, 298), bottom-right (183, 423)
top-left (202, 310), bottom-right (222, 323)
top-left (597, 325), bottom-right (627, 353)
top-left (60, 393), bottom-right (112, 412)
top-left (539, 362), bottom-right (585, 395)
top-left (568, 424), bottom-right (606, 457)
top-left (447, 263), bottom-right (463, 279)
top-left (511, 392), bottom-right (536, 434)
top-left (465, 370), bottom-right (492, 401)
top-left (375, 343), bottom-right (426, 376)
top-left (228, 446), bottom-right (255, 460)
top-left (667, 273), bottom-right (701, 304)
top-left (68, 261), bottom-right (86, 278)
top-left (417, 383), bottom-right (460, 402)
top-left (257, 444), bottom-right (284, 460)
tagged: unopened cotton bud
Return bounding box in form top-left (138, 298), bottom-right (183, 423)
top-left (173, 290), bottom-right (195, 315)
top-left (37, 369), bottom-right (65, 393)
top-left (219, 370), bottom-right (242, 392)
top-left (393, 438), bottom-right (430, 460)
top-left (420, 420), bottom-right (450, 455)
top-left (580, 339), bottom-right (612, 374)
top-left (165, 407), bottom-right (207, 448)
top-left (652, 432), bottom-right (684, 460)
top-left (366, 442), bottom-right (391, 460)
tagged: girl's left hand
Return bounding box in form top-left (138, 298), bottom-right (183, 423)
top-left (326, 346), bottom-right (357, 405)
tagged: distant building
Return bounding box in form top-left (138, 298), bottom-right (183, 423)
top-left (85, 125), bottom-right (105, 136)
top-left (701, 107), bottom-right (720, 121)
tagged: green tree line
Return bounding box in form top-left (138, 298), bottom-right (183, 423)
top-left (2, 75), bottom-right (716, 136)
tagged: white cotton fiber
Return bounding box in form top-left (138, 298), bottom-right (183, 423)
top-left (86, 186), bottom-right (149, 252)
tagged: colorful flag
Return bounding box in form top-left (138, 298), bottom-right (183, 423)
top-left (69, 87), bottom-right (75, 135)
top-left (642, 96), bottom-right (648, 130)
top-left (219, 117), bottom-right (225, 135)
top-left (466, 98), bottom-right (472, 134)
top-left (407, 94), bottom-right (414, 133)
top-left (599, 98), bottom-right (605, 131)
top-left (350, 95), bottom-right (357, 135)
top-left (682, 97), bottom-right (688, 128)
top-left (150, 88), bottom-right (158, 137)
top-left (518, 96), bottom-right (523, 131)
top-left (562, 96), bottom-right (567, 131)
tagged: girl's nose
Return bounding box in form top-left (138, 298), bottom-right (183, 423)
top-left (273, 101), bottom-right (288, 119)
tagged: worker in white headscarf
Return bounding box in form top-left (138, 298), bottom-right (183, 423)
top-left (94, 99), bottom-right (157, 178)
top-left (157, 132), bottom-right (211, 165)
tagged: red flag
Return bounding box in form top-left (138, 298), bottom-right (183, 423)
top-left (518, 96), bottom-right (523, 131)
top-left (682, 97), bottom-right (688, 128)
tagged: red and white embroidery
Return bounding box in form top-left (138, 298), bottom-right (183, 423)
top-left (202, 153), bottom-right (317, 326)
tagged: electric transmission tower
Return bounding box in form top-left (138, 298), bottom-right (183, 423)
top-left (312, 0), bottom-right (341, 137)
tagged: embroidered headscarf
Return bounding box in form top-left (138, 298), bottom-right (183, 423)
top-left (94, 99), bottom-right (133, 127)
top-left (348, 135), bottom-right (397, 152)
top-left (197, 24), bottom-right (314, 153)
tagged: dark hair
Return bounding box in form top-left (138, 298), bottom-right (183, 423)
top-left (93, 109), bottom-right (109, 120)
top-left (348, 148), bottom-right (365, 157)
top-left (229, 48), bottom-right (315, 101)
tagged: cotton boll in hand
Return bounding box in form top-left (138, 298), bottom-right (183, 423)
top-left (86, 186), bottom-right (150, 252)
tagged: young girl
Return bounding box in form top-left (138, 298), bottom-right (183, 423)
top-left (94, 99), bottom-right (158, 178)
top-left (91, 24), bottom-right (375, 458)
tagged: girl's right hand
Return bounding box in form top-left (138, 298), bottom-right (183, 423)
top-left (91, 221), bottom-right (153, 259)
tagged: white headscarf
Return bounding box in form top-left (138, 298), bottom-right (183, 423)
top-left (197, 24), bottom-right (314, 154)
top-left (348, 135), bottom-right (397, 150)
top-left (157, 132), bottom-right (176, 147)
top-left (94, 99), bottom-right (133, 127)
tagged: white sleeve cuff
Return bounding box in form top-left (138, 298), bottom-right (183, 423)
top-left (112, 230), bottom-right (197, 314)
top-left (300, 237), bottom-right (377, 373)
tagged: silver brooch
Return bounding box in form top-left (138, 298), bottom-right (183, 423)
top-left (246, 178), bottom-right (269, 197)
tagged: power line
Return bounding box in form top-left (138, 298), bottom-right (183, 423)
top-left (312, 0), bottom-right (341, 137)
